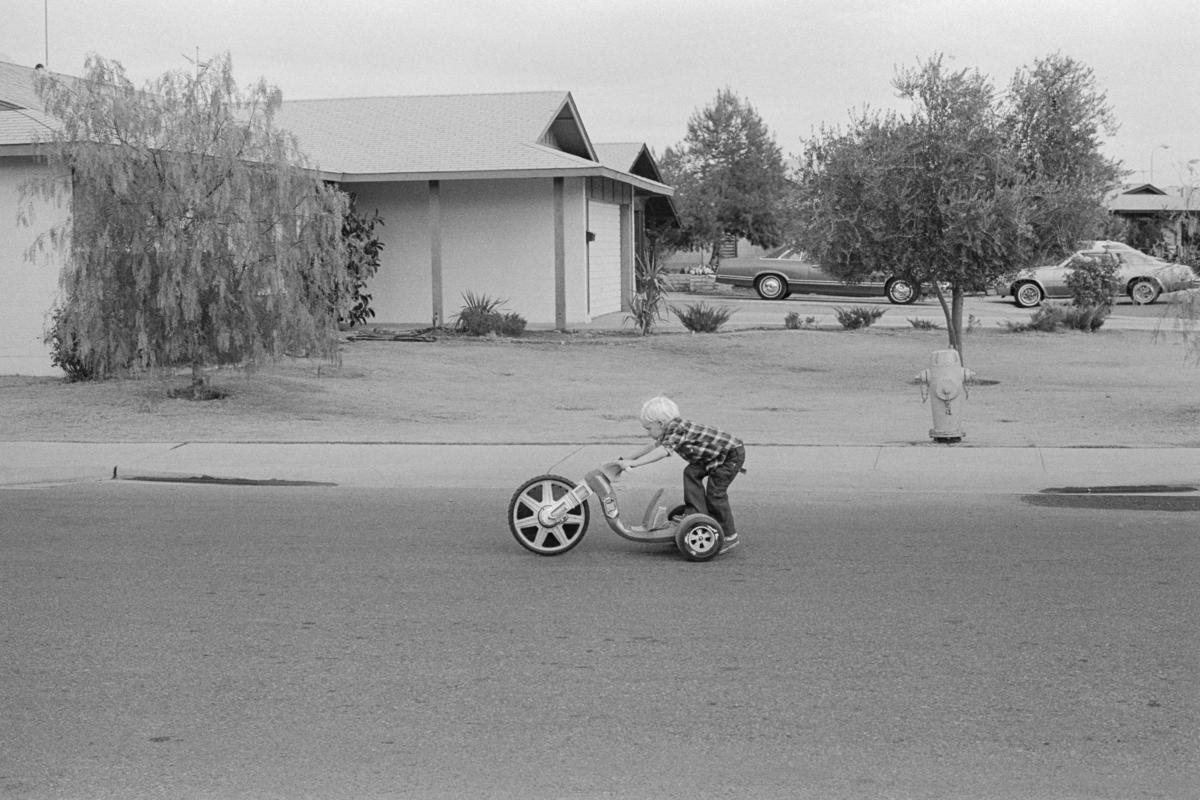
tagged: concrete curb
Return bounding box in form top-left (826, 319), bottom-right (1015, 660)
top-left (3, 441), bottom-right (1197, 494)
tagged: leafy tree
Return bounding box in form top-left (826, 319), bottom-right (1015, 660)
top-left (338, 197), bottom-right (385, 327)
top-left (24, 53), bottom-right (350, 396)
top-left (1166, 165), bottom-right (1200, 362)
top-left (659, 88), bottom-right (790, 266)
top-left (793, 55), bottom-right (1121, 359)
top-left (795, 57), bottom-right (1026, 357)
top-left (1004, 53), bottom-right (1124, 257)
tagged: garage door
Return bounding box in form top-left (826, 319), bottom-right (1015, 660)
top-left (587, 201), bottom-right (621, 317)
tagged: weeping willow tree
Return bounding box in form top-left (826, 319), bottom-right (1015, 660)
top-left (25, 53), bottom-right (350, 396)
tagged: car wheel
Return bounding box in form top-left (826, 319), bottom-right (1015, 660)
top-left (885, 278), bottom-right (918, 305)
top-left (1128, 278), bottom-right (1161, 305)
top-left (754, 274), bottom-right (788, 300)
top-left (1013, 281), bottom-right (1043, 308)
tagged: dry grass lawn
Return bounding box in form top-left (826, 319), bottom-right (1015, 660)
top-left (1, 326), bottom-right (1197, 448)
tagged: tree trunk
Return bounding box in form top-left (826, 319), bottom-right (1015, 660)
top-left (707, 238), bottom-right (723, 269)
top-left (951, 287), bottom-right (965, 365)
top-left (190, 360), bottom-right (208, 400)
top-left (933, 283), bottom-right (967, 364)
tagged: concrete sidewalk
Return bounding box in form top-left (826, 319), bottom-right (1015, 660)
top-left (2, 440), bottom-right (1197, 495)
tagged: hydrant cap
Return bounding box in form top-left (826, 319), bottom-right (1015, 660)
top-left (930, 349), bottom-right (961, 366)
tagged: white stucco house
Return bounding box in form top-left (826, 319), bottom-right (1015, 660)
top-left (0, 59), bottom-right (676, 375)
top-left (0, 62), bottom-right (67, 375)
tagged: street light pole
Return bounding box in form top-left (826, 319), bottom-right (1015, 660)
top-left (1150, 144), bottom-right (1169, 184)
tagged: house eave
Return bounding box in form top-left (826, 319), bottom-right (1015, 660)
top-left (325, 165), bottom-right (673, 196)
top-left (0, 144), bottom-right (40, 157)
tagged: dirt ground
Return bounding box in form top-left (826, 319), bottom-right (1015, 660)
top-left (1, 326), bottom-right (1198, 448)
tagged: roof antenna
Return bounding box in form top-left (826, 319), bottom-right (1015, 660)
top-left (44, 0), bottom-right (49, 66)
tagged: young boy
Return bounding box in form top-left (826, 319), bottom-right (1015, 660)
top-left (617, 396), bottom-right (746, 553)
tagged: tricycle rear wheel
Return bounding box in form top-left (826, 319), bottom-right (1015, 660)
top-left (674, 514), bottom-right (724, 562)
top-left (508, 474), bottom-right (589, 556)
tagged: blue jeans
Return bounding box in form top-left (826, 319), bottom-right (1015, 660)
top-left (682, 446), bottom-right (745, 537)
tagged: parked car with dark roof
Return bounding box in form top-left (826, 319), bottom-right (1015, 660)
top-left (995, 241), bottom-right (1199, 308)
top-left (714, 246), bottom-right (922, 304)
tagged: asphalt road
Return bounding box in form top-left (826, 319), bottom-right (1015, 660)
top-left (2, 481), bottom-right (1197, 799)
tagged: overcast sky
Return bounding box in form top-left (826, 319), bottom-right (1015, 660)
top-left (2, 0), bottom-right (1196, 185)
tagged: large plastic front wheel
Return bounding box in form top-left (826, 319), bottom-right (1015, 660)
top-left (674, 514), bottom-right (723, 562)
top-left (508, 474), bottom-right (590, 556)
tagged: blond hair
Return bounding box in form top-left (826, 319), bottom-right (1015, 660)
top-left (639, 396), bottom-right (679, 425)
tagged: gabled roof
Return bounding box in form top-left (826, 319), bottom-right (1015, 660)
top-left (1108, 192), bottom-right (1195, 213)
top-left (0, 60), bottom-right (673, 198)
top-left (594, 142), bottom-right (667, 184)
top-left (593, 141), bottom-right (678, 225)
top-left (0, 61), bottom-right (59, 150)
top-left (1120, 182), bottom-right (1168, 196)
top-left (274, 92), bottom-right (671, 194)
top-left (0, 60), bottom-right (43, 110)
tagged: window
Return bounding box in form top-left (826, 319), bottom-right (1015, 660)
top-left (718, 234), bottom-right (738, 259)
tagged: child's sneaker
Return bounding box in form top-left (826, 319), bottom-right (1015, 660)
top-left (719, 534), bottom-right (740, 554)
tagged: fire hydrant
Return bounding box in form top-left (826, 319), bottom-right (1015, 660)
top-left (916, 349), bottom-right (976, 443)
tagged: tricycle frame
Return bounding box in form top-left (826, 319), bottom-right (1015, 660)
top-left (507, 462), bottom-right (724, 561)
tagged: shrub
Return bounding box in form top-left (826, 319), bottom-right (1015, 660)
top-left (454, 291), bottom-right (526, 337)
top-left (339, 199), bottom-right (385, 327)
top-left (785, 312), bottom-right (817, 330)
top-left (1004, 303), bottom-right (1109, 333)
top-left (671, 302), bottom-right (734, 333)
top-left (908, 317), bottom-right (940, 330)
top-left (834, 306), bottom-right (886, 330)
top-left (1065, 253), bottom-right (1119, 307)
top-left (1064, 304), bottom-right (1110, 331)
top-left (498, 312), bottom-right (527, 337)
top-left (45, 306), bottom-right (99, 381)
top-left (1005, 305), bottom-right (1063, 333)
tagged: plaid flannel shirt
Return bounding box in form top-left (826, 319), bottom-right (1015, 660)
top-left (657, 417), bottom-right (743, 470)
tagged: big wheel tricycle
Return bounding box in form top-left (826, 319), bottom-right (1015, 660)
top-left (507, 461), bottom-right (725, 561)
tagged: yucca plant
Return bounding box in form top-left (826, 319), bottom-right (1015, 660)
top-left (671, 302), bottom-right (734, 333)
top-left (454, 291), bottom-right (525, 336)
top-left (626, 248), bottom-right (671, 335)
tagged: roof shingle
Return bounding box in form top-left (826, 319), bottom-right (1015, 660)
top-left (275, 91), bottom-right (601, 177)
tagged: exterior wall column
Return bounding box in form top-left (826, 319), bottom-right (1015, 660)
top-left (554, 177), bottom-right (566, 330)
top-left (429, 179), bottom-right (443, 327)
top-left (620, 200), bottom-right (633, 312)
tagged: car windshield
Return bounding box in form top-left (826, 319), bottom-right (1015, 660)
top-left (1056, 252), bottom-right (1111, 269)
top-left (763, 245), bottom-right (804, 260)
top-left (1116, 251), bottom-right (1169, 266)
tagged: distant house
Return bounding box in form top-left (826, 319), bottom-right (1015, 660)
top-left (1107, 182), bottom-right (1198, 257)
top-left (0, 60), bottom-right (676, 375)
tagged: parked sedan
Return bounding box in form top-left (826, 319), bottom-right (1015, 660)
top-left (996, 245), bottom-right (1199, 308)
top-left (714, 246), bottom-right (922, 304)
